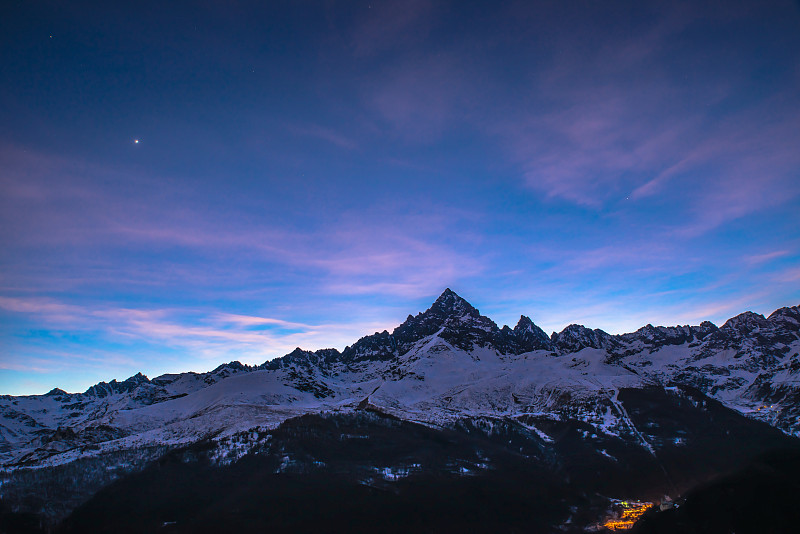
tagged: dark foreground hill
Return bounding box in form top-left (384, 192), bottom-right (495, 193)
top-left (631, 449), bottom-right (800, 534)
top-left (52, 392), bottom-right (800, 533)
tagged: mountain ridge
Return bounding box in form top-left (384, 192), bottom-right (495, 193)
top-left (2, 289), bottom-right (799, 531)
top-left (24, 288), bottom-right (798, 398)
top-left (1, 288), bottom-right (798, 470)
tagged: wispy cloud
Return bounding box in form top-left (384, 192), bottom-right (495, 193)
top-left (308, 216), bottom-right (483, 297)
top-left (0, 145), bottom-right (484, 299)
top-left (0, 296), bottom-right (396, 368)
top-left (495, 3), bottom-right (800, 238)
top-left (772, 267), bottom-right (800, 284)
top-left (287, 123), bottom-right (359, 150)
top-left (365, 53), bottom-right (474, 142)
top-left (0, 296), bottom-right (81, 316)
top-left (212, 313), bottom-right (310, 329)
top-left (744, 250), bottom-right (791, 265)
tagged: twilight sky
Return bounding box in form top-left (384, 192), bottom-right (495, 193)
top-left (1, 0), bottom-right (799, 395)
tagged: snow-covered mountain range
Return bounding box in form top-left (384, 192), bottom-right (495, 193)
top-left (2, 289), bottom-right (798, 471)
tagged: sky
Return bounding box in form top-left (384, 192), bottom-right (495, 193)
top-left (1, 0), bottom-right (799, 395)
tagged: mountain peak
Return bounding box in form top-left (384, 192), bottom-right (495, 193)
top-left (428, 288), bottom-right (479, 319)
top-left (514, 315), bottom-right (535, 331)
top-left (552, 324), bottom-right (615, 353)
top-left (512, 315), bottom-right (552, 351)
top-left (721, 311), bottom-right (769, 333)
top-left (437, 287), bottom-right (458, 299)
top-left (126, 372), bottom-right (149, 383)
top-left (387, 289), bottom-right (496, 354)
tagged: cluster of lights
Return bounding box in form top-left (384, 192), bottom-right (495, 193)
top-left (601, 501), bottom-right (652, 531)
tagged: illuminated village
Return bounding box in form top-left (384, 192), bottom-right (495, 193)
top-left (583, 499), bottom-right (661, 531)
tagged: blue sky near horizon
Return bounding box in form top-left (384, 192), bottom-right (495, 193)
top-left (1, 0), bottom-right (799, 395)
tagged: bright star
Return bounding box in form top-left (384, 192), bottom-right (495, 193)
top-left (134, 139), bottom-right (139, 144)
